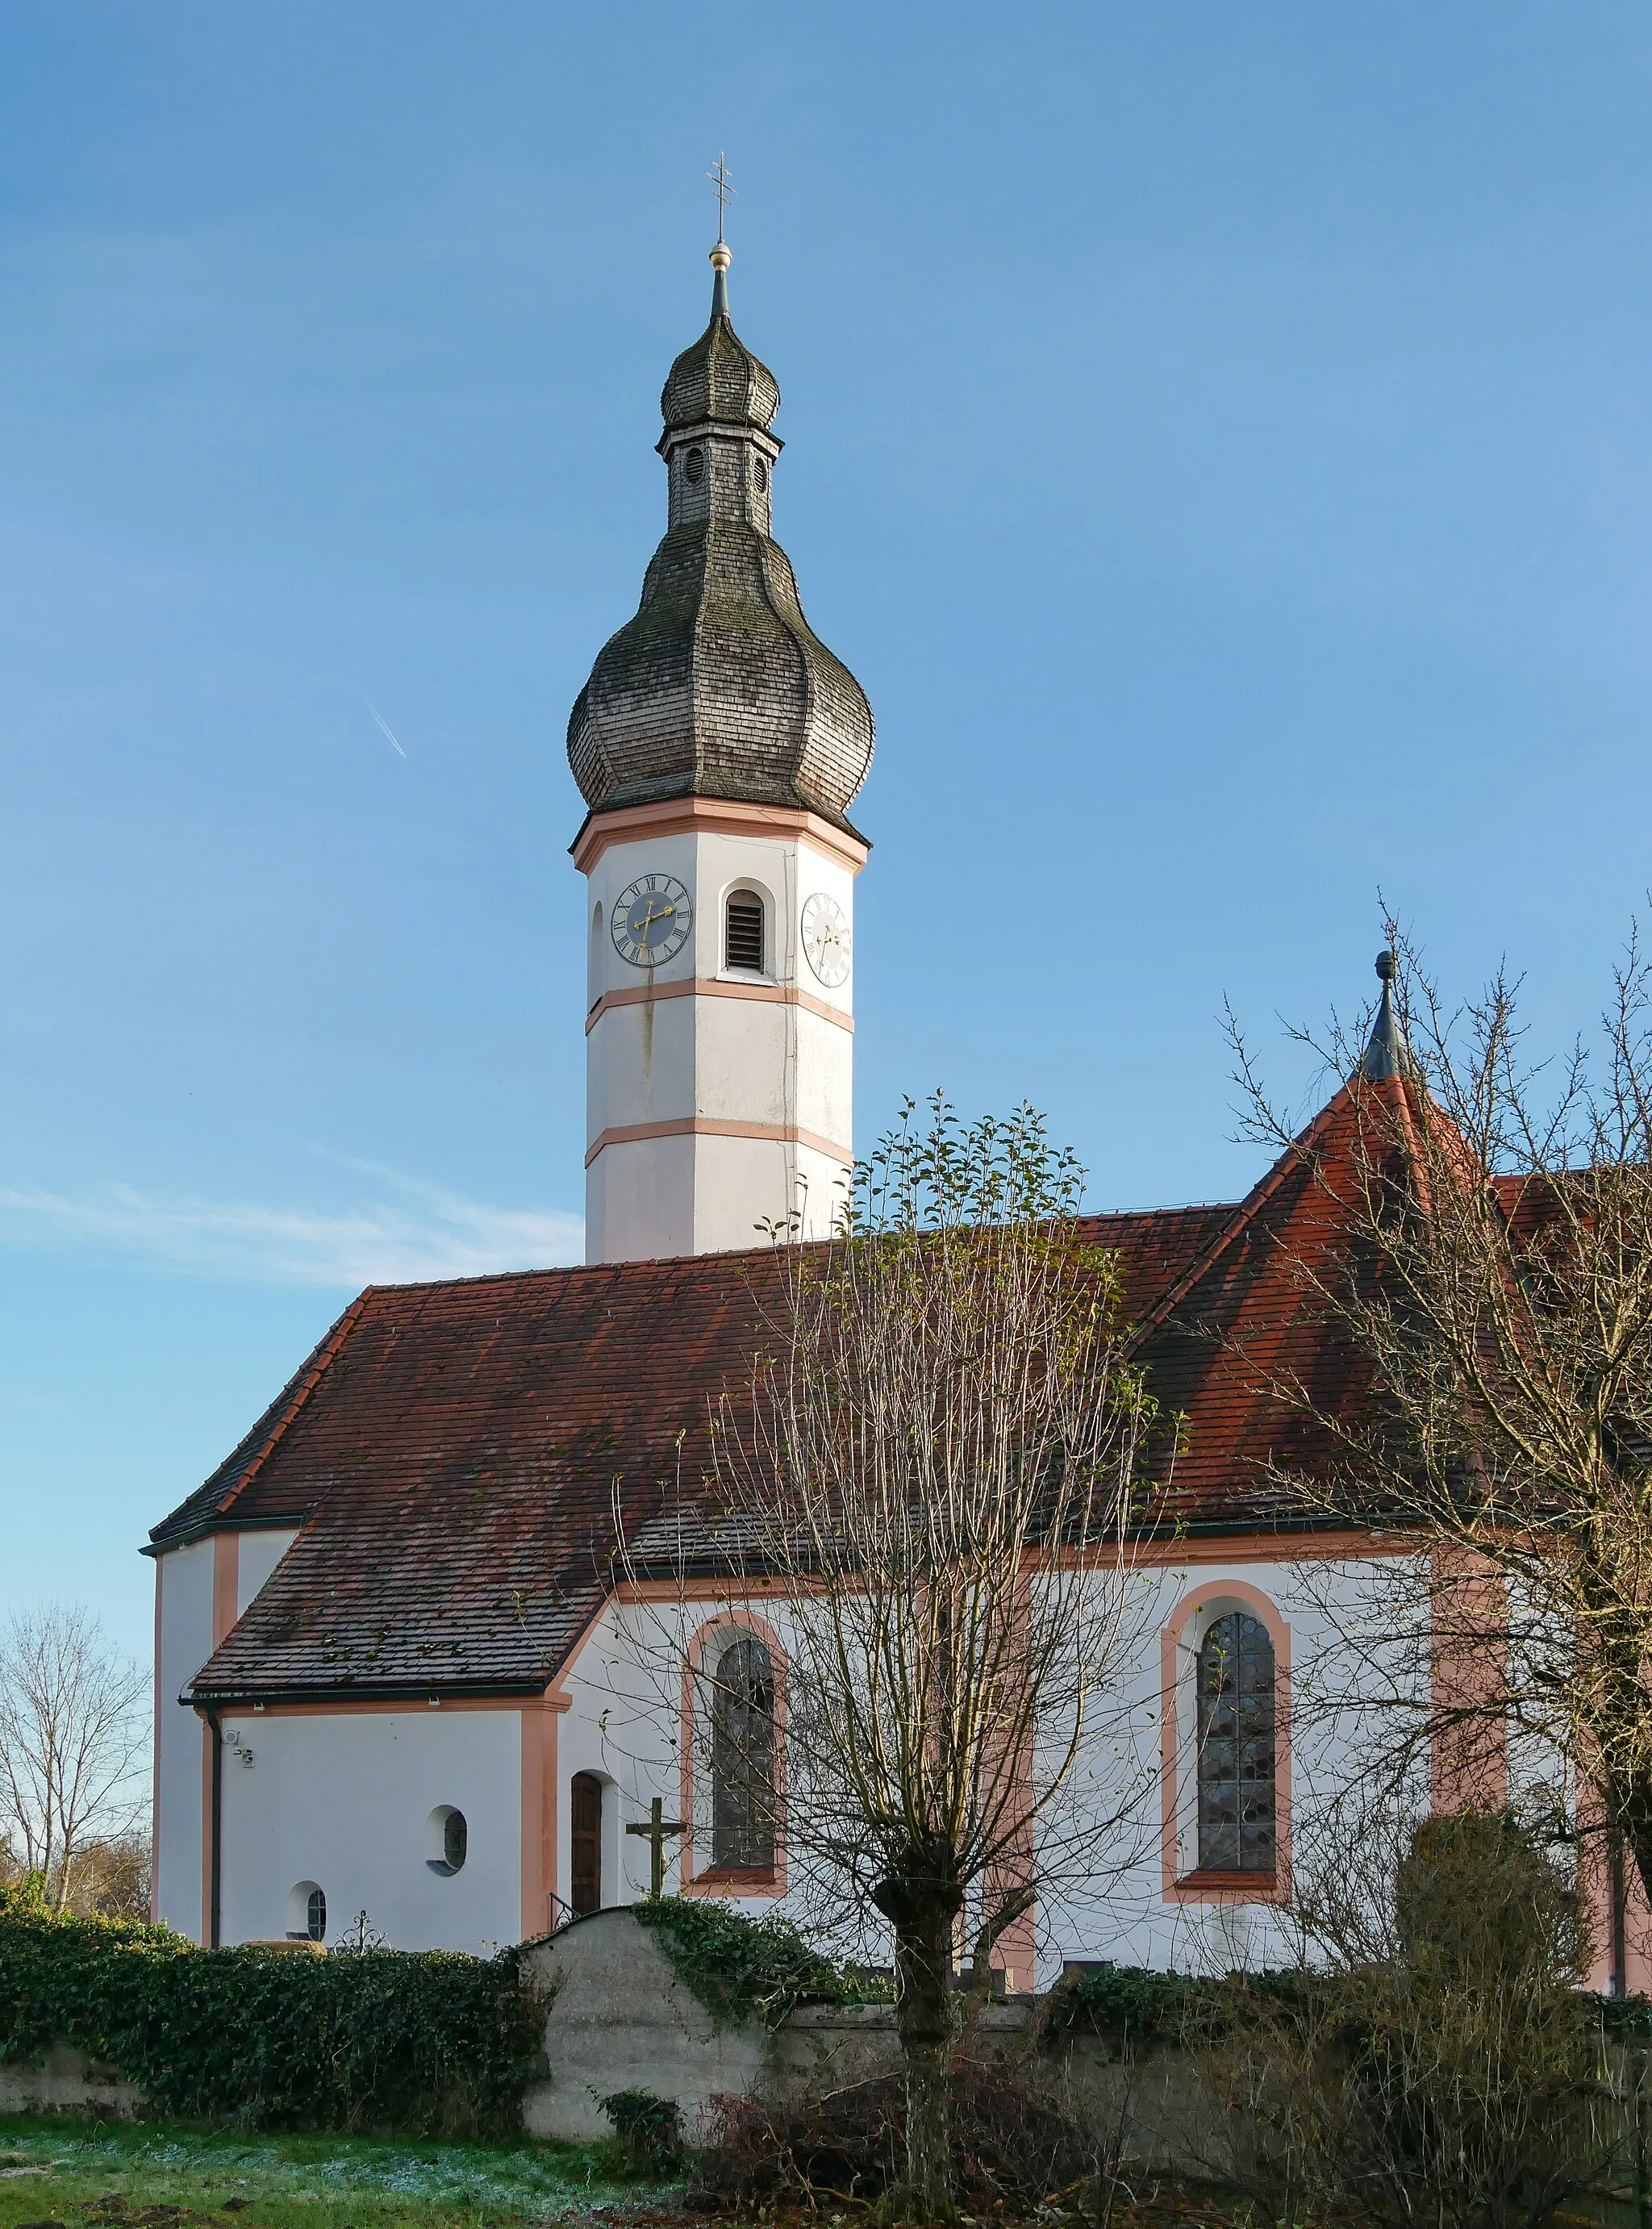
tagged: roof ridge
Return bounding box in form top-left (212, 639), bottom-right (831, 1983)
top-left (1123, 1086), bottom-right (1356, 1356)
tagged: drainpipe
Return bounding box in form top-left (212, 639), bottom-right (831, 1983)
top-left (204, 1703), bottom-right (223, 1949)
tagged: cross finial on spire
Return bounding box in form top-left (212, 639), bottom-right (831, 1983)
top-left (707, 152), bottom-right (736, 244)
top-left (705, 153), bottom-right (736, 316)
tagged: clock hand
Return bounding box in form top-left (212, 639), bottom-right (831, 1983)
top-left (632, 896), bottom-right (681, 953)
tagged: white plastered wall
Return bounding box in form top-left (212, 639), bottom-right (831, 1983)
top-left (215, 1707), bottom-right (523, 1952)
top-left (550, 1551), bottom-right (1423, 1981)
top-left (582, 824), bottom-right (857, 1262)
top-left (152, 1526), bottom-right (300, 1940)
top-left (237, 1529), bottom-right (298, 1615)
top-left (152, 1538), bottom-right (214, 1939)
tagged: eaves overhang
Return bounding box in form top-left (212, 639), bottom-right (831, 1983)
top-left (142, 1510), bottom-right (315, 1559)
top-left (181, 1675), bottom-right (558, 1709)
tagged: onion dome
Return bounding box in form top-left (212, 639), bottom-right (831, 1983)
top-left (661, 253), bottom-right (780, 434)
top-left (568, 244), bottom-right (874, 832)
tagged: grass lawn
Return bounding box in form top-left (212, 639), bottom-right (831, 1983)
top-left (0, 2115), bottom-right (674, 2229)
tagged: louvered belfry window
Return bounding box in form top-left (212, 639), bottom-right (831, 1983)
top-left (1195, 1613), bottom-right (1277, 1872)
top-left (725, 891), bottom-right (765, 972)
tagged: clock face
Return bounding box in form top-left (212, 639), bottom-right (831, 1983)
top-left (611, 874), bottom-right (693, 967)
top-left (801, 891), bottom-right (850, 987)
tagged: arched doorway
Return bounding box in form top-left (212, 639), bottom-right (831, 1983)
top-left (570, 1772), bottom-right (603, 1915)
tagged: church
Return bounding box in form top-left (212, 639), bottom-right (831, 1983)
top-left (143, 238), bottom-right (1554, 1986)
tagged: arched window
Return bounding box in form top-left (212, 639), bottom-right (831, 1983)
top-left (711, 1636), bottom-right (775, 1871)
top-left (306, 1885), bottom-right (327, 1940)
top-left (570, 1771), bottom-right (603, 1916)
top-left (724, 890), bottom-right (765, 974)
top-left (426, 1805), bottom-right (467, 1876)
top-left (1195, 1613), bottom-right (1276, 1872)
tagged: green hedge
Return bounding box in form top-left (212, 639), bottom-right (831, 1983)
top-left (0, 1885), bottom-right (548, 2132)
top-left (1043, 1960), bottom-right (1634, 2049)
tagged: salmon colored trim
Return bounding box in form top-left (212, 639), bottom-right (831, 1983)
top-left (520, 1701), bottom-right (560, 1941)
top-left (1159, 1578), bottom-right (1292, 1906)
top-left (586, 977), bottom-right (853, 1036)
top-left (211, 1533), bottom-right (240, 1649)
top-left (1577, 1786), bottom-right (1652, 1994)
top-left (607, 1528), bottom-right (1409, 1610)
top-left (678, 1610), bottom-right (789, 1901)
top-left (150, 1559), bottom-right (164, 1922)
top-left (571, 797), bottom-right (868, 878)
top-left (1429, 1546), bottom-right (1509, 1814)
top-left (586, 1117), bottom-right (852, 1170)
top-left (1027, 1528), bottom-right (1412, 1572)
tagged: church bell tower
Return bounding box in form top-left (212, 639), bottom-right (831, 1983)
top-left (567, 233), bottom-right (874, 1263)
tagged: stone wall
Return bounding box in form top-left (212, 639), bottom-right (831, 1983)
top-left (0, 2044), bottom-right (145, 2120)
top-left (519, 1910), bottom-right (1229, 2176)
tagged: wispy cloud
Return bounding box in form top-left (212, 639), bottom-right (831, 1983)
top-left (0, 1168), bottom-right (582, 1288)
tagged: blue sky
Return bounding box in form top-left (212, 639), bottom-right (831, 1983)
top-left (3, 2), bottom-right (1650, 1663)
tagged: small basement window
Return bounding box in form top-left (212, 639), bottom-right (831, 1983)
top-left (725, 891), bottom-right (765, 973)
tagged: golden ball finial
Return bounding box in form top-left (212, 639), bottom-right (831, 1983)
top-left (709, 241), bottom-right (732, 273)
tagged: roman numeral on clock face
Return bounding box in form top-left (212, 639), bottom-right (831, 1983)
top-left (611, 873), bottom-right (693, 968)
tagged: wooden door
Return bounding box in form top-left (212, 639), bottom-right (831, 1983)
top-left (570, 1772), bottom-right (603, 1915)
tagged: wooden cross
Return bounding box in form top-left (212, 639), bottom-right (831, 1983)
top-left (626, 1795), bottom-right (687, 1897)
top-left (706, 152), bottom-right (736, 244)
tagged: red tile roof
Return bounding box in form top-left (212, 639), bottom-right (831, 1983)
top-left (161, 1104), bottom-right (1405, 1704)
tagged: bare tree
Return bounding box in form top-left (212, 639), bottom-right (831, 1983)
top-left (1229, 927), bottom-right (1652, 1927)
top-left (0, 1603), bottom-right (148, 1911)
top-left (618, 1099), bottom-right (1166, 2215)
top-left (1202, 1804), bottom-right (1609, 2229)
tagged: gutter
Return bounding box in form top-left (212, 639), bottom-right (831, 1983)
top-left (141, 1514), bottom-right (311, 1561)
top-left (187, 1677), bottom-right (554, 1709)
top-left (204, 1702), bottom-right (222, 1950)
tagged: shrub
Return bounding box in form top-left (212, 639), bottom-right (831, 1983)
top-left (0, 1882), bottom-right (548, 2133)
top-left (1202, 1812), bottom-right (1611, 2229)
top-left (690, 2060), bottom-right (1104, 2214)
top-left (1040, 1960), bottom-right (1308, 2046)
top-left (597, 2087), bottom-right (685, 2174)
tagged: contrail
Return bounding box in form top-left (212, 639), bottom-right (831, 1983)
top-left (360, 693), bottom-right (407, 758)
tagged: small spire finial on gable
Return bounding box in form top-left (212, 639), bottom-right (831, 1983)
top-left (1359, 946), bottom-right (1412, 1082)
top-left (707, 152), bottom-right (735, 318)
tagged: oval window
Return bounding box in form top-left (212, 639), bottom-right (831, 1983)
top-left (427, 1804), bottom-right (468, 1876)
top-left (753, 458), bottom-right (768, 491)
top-left (684, 448), bottom-right (705, 485)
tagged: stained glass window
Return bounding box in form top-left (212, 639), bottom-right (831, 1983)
top-left (1195, 1613), bottom-right (1276, 1872)
top-left (711, 1636), bottom-right (775, 1871)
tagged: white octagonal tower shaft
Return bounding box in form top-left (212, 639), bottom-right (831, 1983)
top-left (566, 243), bottom-right (874, 1263)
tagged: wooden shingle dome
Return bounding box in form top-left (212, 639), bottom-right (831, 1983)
top-left (566, 248), bottom-right (874, 832)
